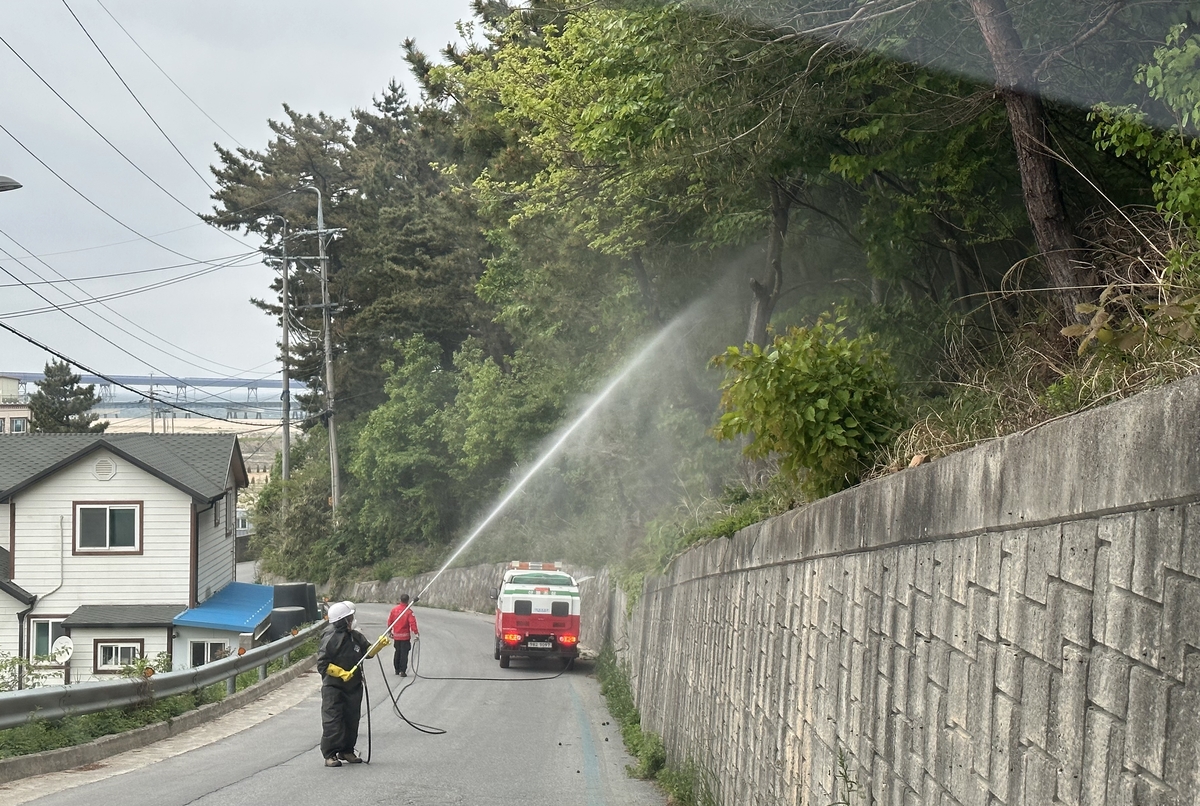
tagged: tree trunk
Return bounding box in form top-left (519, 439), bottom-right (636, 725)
top-left (629, 251), bottom-right (662, 325)
top-left (966, 0), bottom-right (1091, 320)
top-left (746, 182), bottom-right (791, 346)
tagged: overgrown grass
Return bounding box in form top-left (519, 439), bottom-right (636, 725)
top-left (617, 473), bottom-right (799, 608)
top-left (596, 644), bottom-right (715, 805)
top-left (0, 634), bottom-right (319, 760)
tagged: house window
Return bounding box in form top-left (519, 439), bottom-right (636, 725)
top-left (190, 641), bottom-right (227, 667)
top-left (11, 417), bottom-right (25, 433)
top-left (97, 642), bottom-right (141, 671)
top-left (0, 419), bottom-right (5, 433)
top-left (76, 503), bottom-right (140, 551)
top-left (30, 618), bottom-right (65, 660)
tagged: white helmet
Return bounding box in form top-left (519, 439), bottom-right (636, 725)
top-left (327, 600), bottom-right (355, 624)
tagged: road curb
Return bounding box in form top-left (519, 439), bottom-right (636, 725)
top-left (0, 655), bottom-right (316, 785)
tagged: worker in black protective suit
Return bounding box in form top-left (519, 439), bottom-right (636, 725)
top-left (317, 600), bottom-right (388, 767)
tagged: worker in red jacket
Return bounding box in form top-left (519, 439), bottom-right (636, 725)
top-left (388, 593), bottom-right (419, 677)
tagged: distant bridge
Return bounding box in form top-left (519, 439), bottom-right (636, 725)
top-left (0, 371), bottom-right (309, 420)
top-left (0, 372), bottom-right (307, 402)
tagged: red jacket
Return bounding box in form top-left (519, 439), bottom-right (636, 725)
top-left (388, 604), bottom-right (418, 641)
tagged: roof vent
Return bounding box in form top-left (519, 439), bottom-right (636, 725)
top-left (93, 457), bottom-right (117, 481)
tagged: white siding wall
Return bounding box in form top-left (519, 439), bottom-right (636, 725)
top-left (196, 496), bottom-right (234, 604)
top-left (173, 626), bottom-right (242, 671)
top-left (10, 450), bottom-right (193, 614)
top-left (1, 502), bottom-right (9, 571)
top-left (66, 626), bottom-right (170, 683)
top-left (0, 599), bottom-right (20, 660)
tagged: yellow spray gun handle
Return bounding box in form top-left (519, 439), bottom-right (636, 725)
top-left (325, 663), bottom-right (356, 682)
top-left (365, 635), bottom-right (391, 659)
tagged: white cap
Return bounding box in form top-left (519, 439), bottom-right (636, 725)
top-left (327, 600), bottom-right (355, 623)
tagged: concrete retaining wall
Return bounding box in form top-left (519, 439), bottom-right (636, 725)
top-left (621, 374), bottom-right (1200, 805)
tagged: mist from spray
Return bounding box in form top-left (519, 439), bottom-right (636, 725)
top-left (375, 312), bottom-right (695, 639)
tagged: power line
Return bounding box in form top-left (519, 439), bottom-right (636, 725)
top-left (0, 250), bottom-right (258, 287)
top-left (0, 30), bottom-right (247, 249)
top-left (0, 118), bottom-right (237, 267)
top-left (0, 317), bottom-right (287, 426)
top-left (0, 229), bottom-right (269, 378)
top-left (0, 239), bottom-right (260, 390)
top-left (0, 257), bottom-right (254, 318)
top-left (59, 0), bottom-right (216, 192)
top-left (94, 0), bottom-right (245, 149)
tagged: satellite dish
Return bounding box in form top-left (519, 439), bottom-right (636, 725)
top-left (51, 635), bottom-right (74, 662)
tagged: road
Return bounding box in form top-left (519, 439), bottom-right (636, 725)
top-left (2, 604), bottom-right (664, 806)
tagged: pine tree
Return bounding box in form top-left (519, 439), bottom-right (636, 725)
top-left (28, 361), bottom-right (108, 433)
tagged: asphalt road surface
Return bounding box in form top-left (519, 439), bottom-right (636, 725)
top-left (3, 604), bottom-right (665, 806)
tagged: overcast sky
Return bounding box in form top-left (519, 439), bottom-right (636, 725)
top-left (0, 0), bottom-right (473, 388)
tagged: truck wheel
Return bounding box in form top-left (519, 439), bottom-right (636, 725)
top-left (499, 653), bottom-right (510, 669)
top-left (494, 640), bottom-right (501, 661)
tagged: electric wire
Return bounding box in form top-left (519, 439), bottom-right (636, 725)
top-left (0, 118), bottom-right (239, 267)
top-left (0, 317), bottom-right (287, 423)
top-left (60, 0), bottom-right (216, 192)
top-left (0, 257), bottom-right (253, 318)
top-left (0, 29), bottom-right (247, 249)
top-left (95, 0), bottom-right (245, 148)
top-left (0, 250), bottom-right (258, 287)
top-left (0, 227), bottom-right (267, 378)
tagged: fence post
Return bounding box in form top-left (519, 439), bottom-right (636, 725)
top-left (226, 675), bottom-right (236, 697)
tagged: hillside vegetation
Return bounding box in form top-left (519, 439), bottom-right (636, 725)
top-left (217, 2), bottom-right (1200, 586)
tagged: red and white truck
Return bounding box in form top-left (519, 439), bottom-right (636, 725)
top-left (492, 561), bottom-right (580, 668)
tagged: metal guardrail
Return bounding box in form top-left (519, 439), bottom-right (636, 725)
top-left (0, 622), bottom-right (324, 731)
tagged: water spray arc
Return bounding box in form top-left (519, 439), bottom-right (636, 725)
top-left (353, 316), bottom-right (688, 670)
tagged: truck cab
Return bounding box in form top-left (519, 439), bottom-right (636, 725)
top-left (493, 561), bottom-right (580, 668)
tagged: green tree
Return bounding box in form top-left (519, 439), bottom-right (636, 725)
top-left (442, 3), bottom-right (860, 344)
top-left (1092, 26), bottom-right (1200, 227)
top-left (28, 361), bottom-right (107, 433)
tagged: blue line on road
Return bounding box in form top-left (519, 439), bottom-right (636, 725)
top-left (569, 679), bottom-right (605, 806)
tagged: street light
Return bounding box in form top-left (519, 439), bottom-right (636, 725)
top-left (0, 176), bottom-right (21, 192)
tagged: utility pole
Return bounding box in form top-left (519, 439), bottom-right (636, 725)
top-left (271, 216), bottom-right (291, 486)
top-left (300, 186), bottom-right (340, 523)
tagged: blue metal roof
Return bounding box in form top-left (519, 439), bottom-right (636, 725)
top-left (173, 582), bottom-right (274, 633)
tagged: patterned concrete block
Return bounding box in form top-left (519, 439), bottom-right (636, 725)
top-left (1132, 507), bottom-right (1183, 603)
top-left (1125, 666), bottom-right (1172, 778)
top-left (1088, 646), bottom-right (1132, 718)
top-left (1051, 644), bottom-right (1089, 806)
top-left (1161, 573), bottom-right (1200, 682)
top-left (1025, 524), bottom-right (1062, 605)
top-left (1080, 708), bottom-right (1125, 806)
top-left (1182, 504), bottom-right (1200, 578)
top-left (1162, 684), bottom-right (1200, 799)
top-left (1061, 520), bottom-right (1098, 591)
top-left (1101, 512), bottom-right (1136, 591)
top-left (988, 690), bottom-right (1017, 801)
top-left (1103, 587), bottom-right (1164, 669)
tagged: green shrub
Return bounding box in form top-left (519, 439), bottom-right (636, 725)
top-left (712, 320), bottom-right (904, 498)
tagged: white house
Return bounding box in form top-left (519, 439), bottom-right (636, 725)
top-left (0, 375), bottom-right (31, 434)
top-left (0, 433), bottom-right (275, 684)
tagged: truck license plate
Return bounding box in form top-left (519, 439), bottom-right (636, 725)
top-left (527, 641), bottom-right (553, 649)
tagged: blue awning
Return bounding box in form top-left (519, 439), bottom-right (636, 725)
top-left (173, 582), bottom-right (274, 633)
